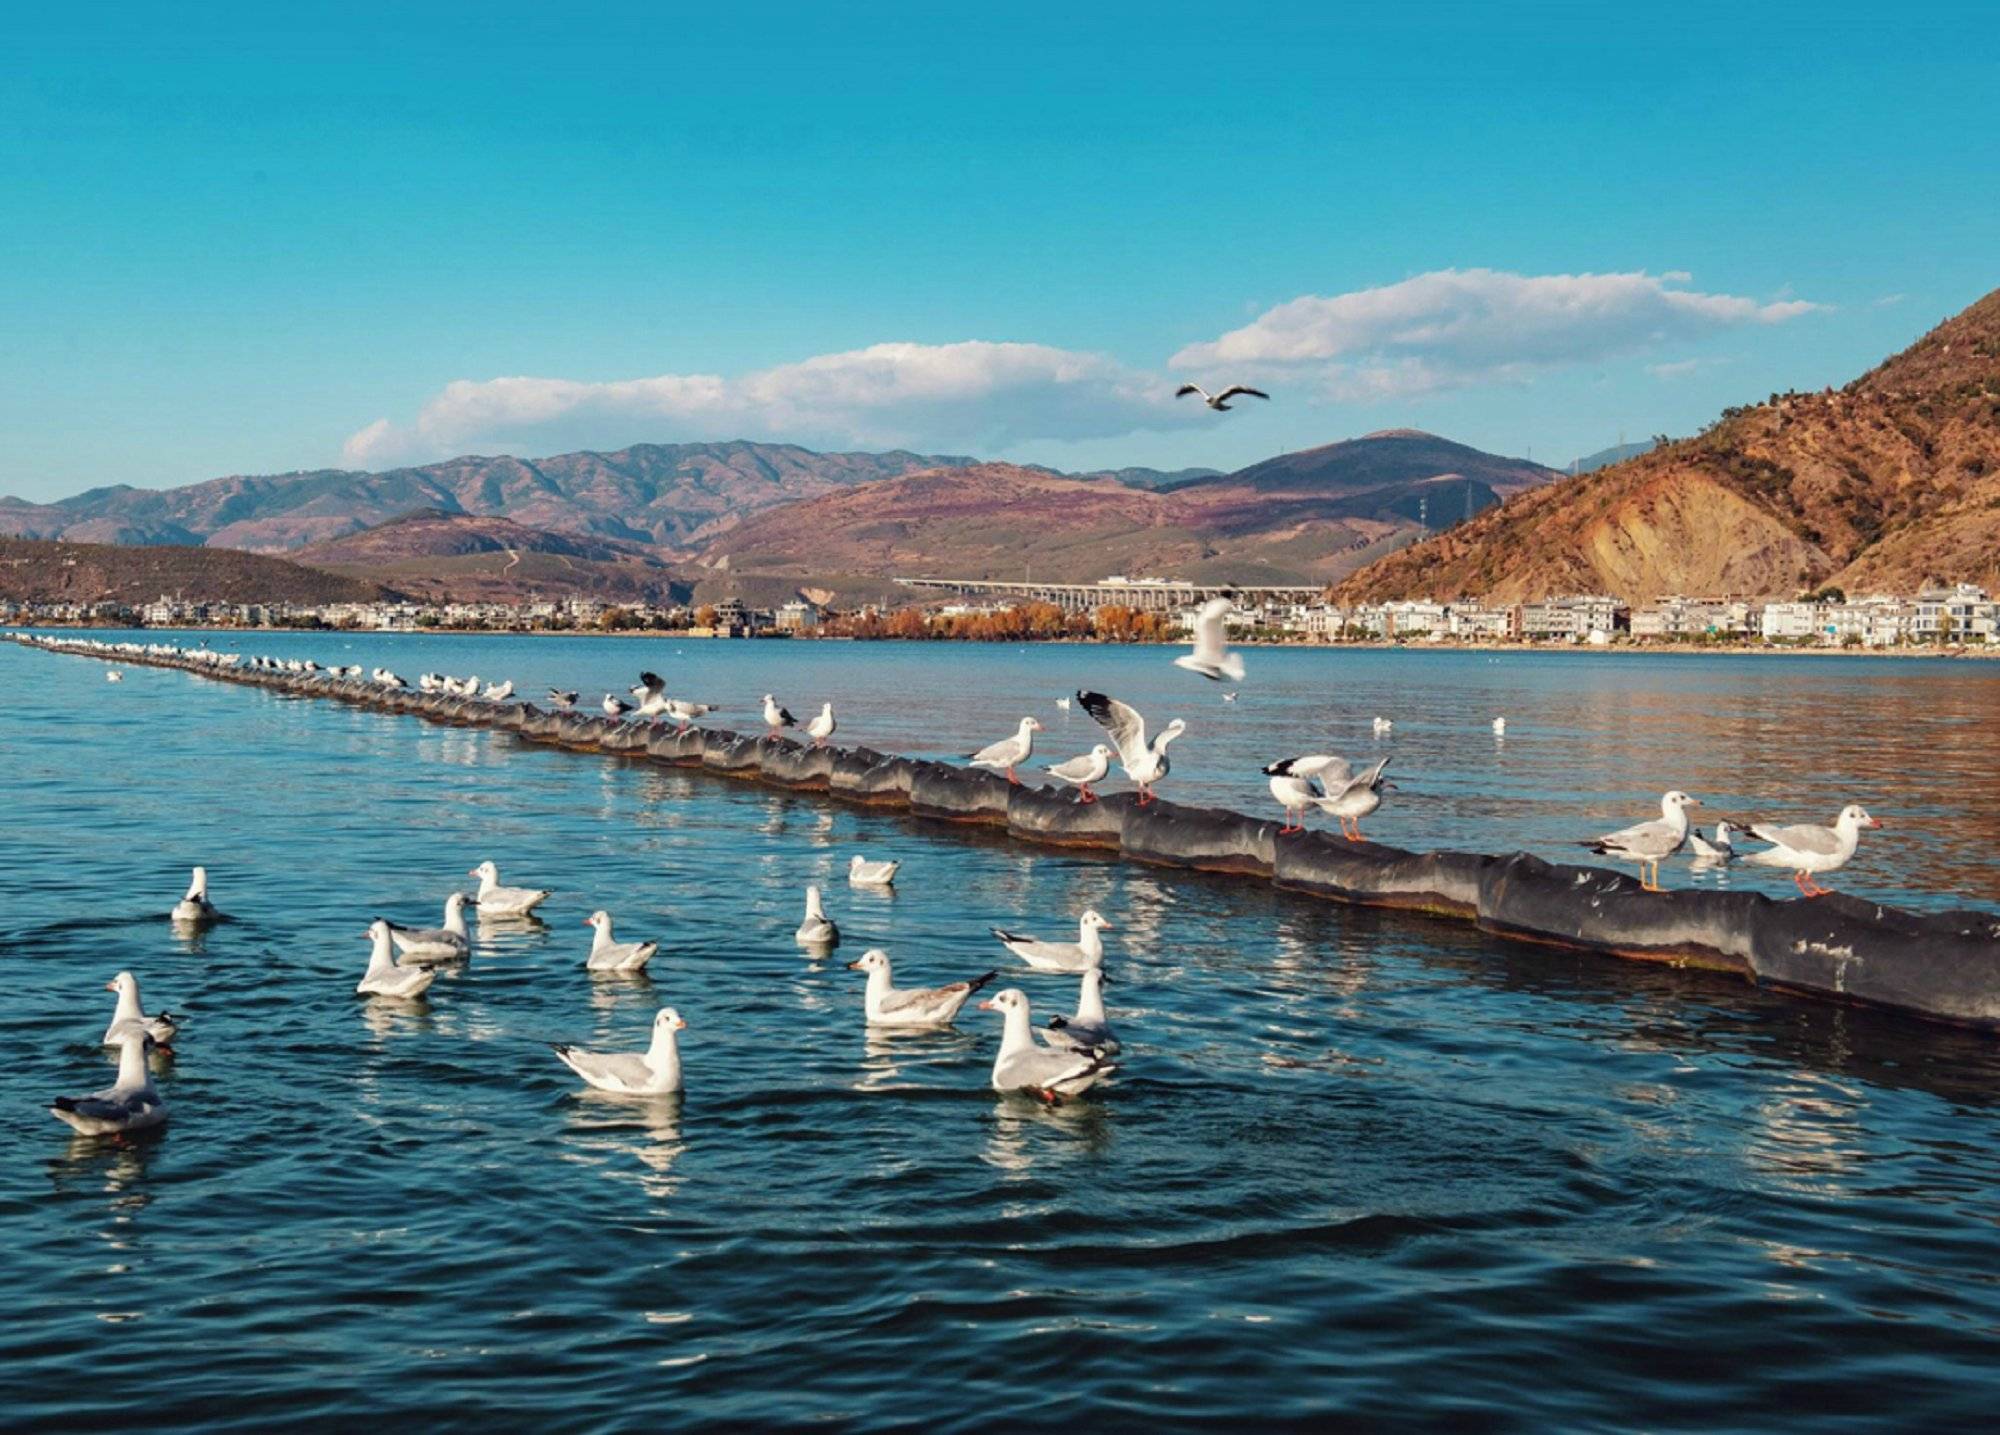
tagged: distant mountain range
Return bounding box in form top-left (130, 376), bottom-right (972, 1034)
top-left (1335, 287), bottom-right (2000, 604)
top-left (296, 511), bottom-right (687, 605)
top-left (1567, 440), bottom-right (1658, 474)
top-left (0, 536), bottom-right (393, 607)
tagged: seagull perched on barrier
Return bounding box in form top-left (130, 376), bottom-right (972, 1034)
top-left (1174, 595), bottom-right (1245, 683)
top-left (1046, 744), bottom-right (1112, 804)
top-left (630, 671), bottom-right (672, 719)
top-left (548, 689), bottom-right (579, 710)
top-left (806, 701), bottom-right (837, 747)
top-left (1584, 791), bottom-right (1700, 892)
top-left (1310, 756), bottom-right (1395, 842)
top-left (1742, 805), bottom-right (1881, 897)
top-left (1175, 382), bottom-right (1269, 411)
top-left (967, 716), bottom-right (1043, 784)
top-left (663, 697), bottom-right (715, 733)
top-left (1263, 754), bottom-right (1349, 835)
top-left (762, 694), bottom-right (797, 741)
top-left (602, 693), bottom-right (633, 718)
top-left (1078, 691), bottom-right (1183, 806)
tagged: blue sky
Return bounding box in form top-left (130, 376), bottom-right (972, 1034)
top-left (3, 1), bottom-right (1995, 502)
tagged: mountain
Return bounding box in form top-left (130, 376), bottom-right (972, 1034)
top-left (1078, 466), bottom-right (1223, 490)
top-left (1333, 289), bottom-right (2000, 604)
top-left (1173, 429), bottom-right (1552, 497)
top-left (0, 441), bottom-right (970, 555)
top-left (294, 511), bottom-right (688, 605)
top-left (0, 536), bottom-right (394, 606)
top-left (1568, 440), bottom-right (1658, 474)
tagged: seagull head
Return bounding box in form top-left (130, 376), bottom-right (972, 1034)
top-left (846, 949), bottom-right (890, 975)
top-left (469, 861), bottom-right (498, 881)
top-left (1080, 910), bottom-right (1112, 934)
top-left (107, 970), bottom-right (137, 996)
top-left (1662, 791), bottom-right (1701, 814)
top-left (584, 910), bottom-right (612, 931)
top-left (655, 1007), bottom-right (688, 1034)
top-left (978, 987), bottom-right (1028, 1016)
top-left (1839, 804), bottom-right (1882, 831)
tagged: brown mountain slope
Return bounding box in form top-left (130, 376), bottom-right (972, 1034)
top-left (295, 511), bottom-right (687, 604)
top-left (1334, 288), bottom-right (2000, 604)
top-left (0, 537), bottom-right (395, 606)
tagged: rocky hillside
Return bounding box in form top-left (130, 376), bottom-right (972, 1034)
top-left (1334, 288), bottom-right (2000, 603)
top-left (1172, 429), bottom-right (1552, 498)
top-left (0, 537), bottom-right (394, 606)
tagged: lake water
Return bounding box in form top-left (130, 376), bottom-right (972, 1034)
top-left (4, 633), bottom-right (2000, 1430)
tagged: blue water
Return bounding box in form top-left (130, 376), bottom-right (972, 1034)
top-left (5, 633), bottom-right (2000, 1430)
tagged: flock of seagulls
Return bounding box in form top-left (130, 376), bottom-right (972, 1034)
top-left (1585, 793), bottom-right (1880, 894)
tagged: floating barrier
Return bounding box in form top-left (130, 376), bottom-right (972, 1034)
top-left (15, 632), bottom-right (2000, 1032)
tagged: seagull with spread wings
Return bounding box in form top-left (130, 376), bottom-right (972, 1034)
top-left (1175, 382), bottom-right (1270, 411)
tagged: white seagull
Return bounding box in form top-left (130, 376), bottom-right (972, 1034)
top-left (1078, 691), bottom-right (1184, 806)
top-left (552, 1008), bottom-right (686, 1095)
top-left (796, 885), bottom-right (839, 948)
top-left (991, 909), bottom-right (1111, 973)
top-left (1492, 716), bottom-right (1507, 735)
top-left (548, 689), bottom-right (580, 710)
top-left (806, 701), bottom-right (837, 748)
top-left (1742, 805), bottom-right (1882, 897)
top-left (1046, 744), bottom-right (1113, 804)
top-left (387, 891), bottom-right (473, 962)
top-left (846, 949), bottom-right (997, 1028)
top-left (630, 671), bottom-right (673, 719)
top-left (1689, 821), bottom-right (1739, 862)
top-left (357, 919), bottom-right (437, 998)
top-left (602, 693), bottom-right (634, 718)
top-left (1174, 382), bottom-right (1270, 412)
top-left (663, 697), bottom-right (715, 733)
top-left (1584, 791), bottom-right (1701, 892)
top-left (102, 971), bottom-right (184, 1049)
top-left (1038, 967), bottom-right (1119, 1055)
top-left (50, 1029), bottom-right (167, 1136)
top-left (106, 670), bottom-right (123, 682)
top-left (171, 866), bottom-right (220, 924)
top-left (1372, 716), bottom-right (1393, 735)
top-left (583, 909), bottom-right (659, 972)
top-left (967, 716), bottom-right (1044, 785)
top-left (980, 989), bottom-right (1116, 1102)
top-left (1174, 595), bottom-right (1245, 682)
top-left (1055, 695), bottom-right (1072, 712)
top-left (1263, 754), bottom-right (1350, 835)
top-left (468, 861), bottom-right (551, 917)
top-left (762, 693), bottom-right (797, 740)
top-left (848, 855), bottom-right (900, 887)
top-left (482, 680), bottom-right (515, 702)
top-left (1310, 756), bottom-right (1395, 842)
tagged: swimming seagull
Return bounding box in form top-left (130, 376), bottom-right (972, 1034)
top-left (583, 910), bottom-right (659, 972)
top-left (1077, 691), bottom-right (1183, 806)
top-left (106, 670), bottom-right (123, 682)
top-left (1264, 754), bottom-right (1350, 835)
top-left (171, 866), bottom-right (220, 925)
top-left (357, 919), bottom-right (437, 998)
top-left (980, 989), bottom-right (1116, 1102)
top-left (1222, 691), bottom-right (1238, 703)
top-left (1742, 805), bottom-right (1881, 897)
top-left (845, 949), bottom-right (997, 1028)
top-left (548, 689), bottom-right (579, 710)
top-left (1492, 716), bottom-right (1507, 735)
top-left (468, 861), bottom-right (551, 917)
top-left (103, 971), bottom-right (184, 1049)
top-left (806, 701), bottom-right (837, 748)
top-left (387, 891), bottom-right (473, 962)
top-left (1174, 595), bottom-right (1245, 682)
top-left (991, 909), bottom-right (1111, 973)
top-left (1310, 756), bottom-right (1395, 842)
top-left (1039, 967), bottom-right (1119, 1055)
top-left (796, 885), bottom-right (839, 948)
top-left (1174, 382), bottom-right (1270, 412)
top-left (1055, 696), bottom-right (1072, 712)
top-left (50, 1029), bottom-right (167, 1136)
top-left (967, 716), bottom-right (1043, 784)
top-left (552, 1008), bottom-right (686, 1095)
top-left (762, 694), bottom-right (797, 741)
top-left (1689, 821), bottom-right (1739, 862)
top-left (849, 855), bottom-right (900, 887)
top-left (1583, 791), bottom-right (1701, 892)
top-left (1372, 716), bottom-right (1393, 735)
top-left (1046, 744), bottom-right (1112, 804)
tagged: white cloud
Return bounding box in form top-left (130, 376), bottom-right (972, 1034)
top-left (1171, 268), bottom-right (1822, 394)
top-left (1646, 359), bottom-right (1702, 379)
top-left (342, 341), bottom-right (1199, 469)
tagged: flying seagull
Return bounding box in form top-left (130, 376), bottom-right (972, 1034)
top-left (1175, 383), bottom-right (1269, 411)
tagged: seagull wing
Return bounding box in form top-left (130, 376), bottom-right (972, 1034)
top-left (1749, 822), bottom-right (1842, 857)
top-left (637, 671), bottom-right (666, 696)
top-left (1077, 690), bottom-right (1148, 768)
top-left (1190, 597), bottom-right (1232, 663)
top-left (1214, 385), bottom-right (1270, 402)
top-left (1174, 383), bottom-right (1207, 400)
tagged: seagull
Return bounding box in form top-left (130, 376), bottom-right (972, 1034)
top-left (1583, 791), bottom-right (1701, 892)
top-left (1372, 716), bottom-right (1393, 735)
top-left (357, 919), bottom-right (437, 998)
top-left (1055, 696), bottom-right (1072, 712)
top-left (1689, 821), bottom-right (1739, 862)
top-left (602, 693), bottom-right (633, 718)
top-left (1263, 754), bottom-right (1350, 835)
top-left (387, 891), bottom-right (473, 962)
top-left (806, 701), bottom-right (837, 748)
top-left (762, 693), bottom-right (797, 741)
top-left (552, 1008), bottom-right (686, 1095)
top-left (1742, 805), bottom-right (1881, 897)
top-left (1310, 756), bottom-right (1395, 842)
top-left (1045, 744), bottom-right (1112, 804)
top-left (991, 909), bottom-right (1111, 973)
top-left (102, 972), bottom-right (184, 1050)
top-left (796, 885), bottom-right (839, 948)
top-left (482, 680), bottom-right (515, 702)
top-left (629, 671), bottom-right (670, 718)
top-left (1222, 691), bottom-right (1238, 703)
top-left (1174, 595), bottom-right (1245, 682)
top-left (171, 866), bottom-right (219, 924)
top-left (1174, 382), bottom-right (1270, 412)
top-left (1492, 716), bottom-right (1507, 735)
top-left (967, 716), bottom-right (1043, 784)
top-left (50, 1029), bottom-right (167, 1136)
top-left (583, 910), bottom-right (659, 972)
top-left (106, 670), bottom-right (123, 682)
top-left (846, 949), bottom-right (997, 1028)
top-left (1078, 691), bottom-right (1184, 806)
top-left (1039, 967), bottom-right (1119, 1055)
top-left (548, 689), bottom-right (579, 710)
top-left (849, 855), bottom-right (900, 887)
top-left (980, 989), bottom-right (1116, 1102)
top-left (468, 861), bottom-right (551, 917)
top-left (663, 697), bottom-right (715, 733)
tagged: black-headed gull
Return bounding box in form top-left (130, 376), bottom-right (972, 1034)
top-left (357, 919), bottom-right (437, 998)
top-left (50, 1029), bottom-right (167, 1136)
top-left (846, 949), bottom-right (997, 1027)
top-left (980, 988), bottom-right (1115, 1102)
top-left (1045, 744), bottom-right (1112, 804)
top-left (548, 689), bottom-right (579, 710)
top-left (1492, 716), bottom-right (1507, 735)
top-left (1174, 596), bottom-right (1245, 683)
top-left (1689, 821), bottom-right (1739, 862)
top-left (171, 866), bottom-right (219, 925)
top-left (602, 693), bottom-right (633, 718)
top-left (629, 671), bottom-right (671, 719)
top-left (848, 855), bottom-right (899, 887)
top-left (388, 891), bottom-right (473, 961)
top-left (796, 885), bottom-right (839, 948)
top-left (1078, 691), bottom-right (1183, 806)
top-left (762, 693), bottom-right (797, 740)
top-left (1174, 382), bottom-right (1269, 411)
top-left (468, 861), bottom-right (550, 917)
top-left (1310, 756), bottom-right (1395, 842)
top-left (991, 909), bottom-right (1111, 973)
top-left (552, 1008), bottom-right (685, 1095)
top-left (1372, 716), bottom-right (1393, 735)
top-left (664, 697), bottom-right (715, 733)
top-left (482, 680), bottom-right (514, 702)
top-left (103, 971), bottom-right (184, 1049)
top-left (1583, 791), bottom-right (1701, 891)
top-left (967, 716), bottom-right (1043, 784)
top-left (806, 701), bottom-right (837, 747)
top-left (583, 909), bottom-right (658, 972)
top-left (1742, 805), bottom-right (1881, 896)
top-left (1263, 754), bottom-right (1350, 835)
top-left (1039, 967), bottom-right (1119, 1055)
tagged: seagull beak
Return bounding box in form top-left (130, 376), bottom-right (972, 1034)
top-left (104, 980), bottom-right (116, 991)
top-left (1688, 798), bottom-right (1703, 807)
top-left (845, 960), bottom-right (864, 970)
top-left (582, 918), bottom-right (594, 926)
top-left (977, 999), bottom-right (996, 1011)
top-left (674, 1017), bottom-right (688, 1031)
top-left (1869, 817), bottom-right (1883, 828)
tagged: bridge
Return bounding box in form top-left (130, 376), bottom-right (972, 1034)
top-left (894, 577), bottom-right (1328, 615)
